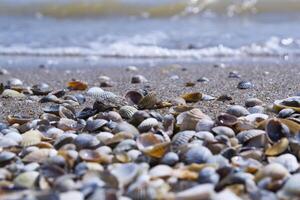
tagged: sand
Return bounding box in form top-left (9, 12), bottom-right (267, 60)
top-left (0, 59), bottom-right (299, 122)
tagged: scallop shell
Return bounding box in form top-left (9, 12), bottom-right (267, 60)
top-left (265, 138), bottom-right (289, 156)
top-left (226, 105), bottom-right (250, 117)
top-left (171, 131), bottom-right (196, 152)
top-left (138, 118), bottom-right (159, 133)
top-left (21, 130), bottom-right (42, 147)
top-left (125, 91), bottom-right (144, 105)
top-left (74, 134), bottom-right (100, 150)
top-left (87, 87), bottom-right (104, 97)
top-left (119, 105), bottom-right (138, 119)
top-left (67, 80), bottom-right (88, 90)
top-left (181, 92), bottom-right (202, 103)
top-left (136, 133), bottom-right (170, 158)
top-left (176, 108), bottom-right (210, 131)
top-left (236, 129), bottom-right (265, 144)
top-left (138, 91), bottom-right (158, 109)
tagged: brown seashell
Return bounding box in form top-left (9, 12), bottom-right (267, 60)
top-left (138, 118), bottom-right (159, 133)
top-left (216, 113), bottom-right (238, 127)
top-left (138, 91), bottom-right (158, 109)
top-left (185, 82), bottom-right (195, 87)
top-left (67, 80), bottom-right (88, 90)
top-left (79, 149), bottom-right (102, 162)
top-left (21, 130), bottom-right (42, 147)
top-left (7, 115), bottom-right (32, 125)
top-left (125, 91), bottom-right (144, 105)
top-left (57, 118), bottom-right (84, 131)
top-left (136, 133), bottom-right (170, 158)
top-left (59, 106), bottom-right (76, 119)
top-left (273, 96), bottom-right (300, 113)
top-left (181, 92), bottom-right (202, 103)
top-left (265, 138), bottom-right (289, 156)
top-left (105, 132), bottom-right (136, 145)
top-left (266, 118), bottom-right (290, 143)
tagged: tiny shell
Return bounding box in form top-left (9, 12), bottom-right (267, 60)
top-left (67, 80), bottom-right (88, 90)
top-left (181, 92), bottom-right (202, 103)
top-left (131, 75), bottom-right (148, 84)
top-left (226, 105), bottom-right (250, 117)
top-left (255, 163), bottom-right (290, 182)
top-left (237, 81), bottom-right (253, 89)
top-left (2, 89), bottom-right (26, 98)
top-left (119, 106), bottom-right (138, 119)
top-left (125, 91), bottom-right (144, 105)
top-left (138, 118), bottom-right (159, 133)
top-left (87, 87), bottom-right (104, 97)
top-left (138, 91), bottom-right (158, 109)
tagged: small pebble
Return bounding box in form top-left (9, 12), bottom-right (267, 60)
top-left (237, 80), bottom-right (253, 89)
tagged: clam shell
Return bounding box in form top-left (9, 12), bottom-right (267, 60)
top-left (245, 98), bottom-right (263, 107)
top-left (176, 108), bottom-right (210, 131)
top-left (74, 134), bottom-right (100, 150)
top-left (277, 174), bottom-right (300, 199)
top-left (278, 108), bottom-right (295, 118)
top-left (137, 133), bottom-right (170, 158)
top-left (212, 126), bottom-right (235, 138)
top-left (110, 163), bottom-right (139, 187)
top-left (248, 106), bottom-right (265, 114)
top-left (273, 96), bottom-right (300, 112)
top-left (7, 115), bottom-right (32, 125)
top-left (119, 106), bottom-right (138, 119)
top-left (112, 122), bottom-right (139, 136)
top-left (138, 118), bottom-right (159, 133)
top-left (226, 105), bottom-right (250, 117)
top-left (131, 75), bottom-right (148, 84)
top-left (266, 118), bottom-right (290, 143)
top-left (31, 83), bottom-right (52, 95)
top-left (255, 163), bottom-right (290, 182)
top-left (138, 91), bottom-right (158, 109)
top-left (23, 149), bottom-right (57, 163)
top-left (161, 152), bottom-right (179, 166)
top-left (216, 113), bottom-right (238, 127)
top-left (79, 149), bottom-right (102, 162)
top-left (21, 130), bottom-right (42, 147)
top-left (174, 184), bottom-right (215, 200)
top-left (171, 131), bottom-right (195, 152)
top-left (125, 91), bottom-right (144, 105)
top-left (0, 151), bottom-right (16, 165)
top-left (59, 106), bottom-right (76, 119)
top-left (2, 89), bottom-right (26, 98)
top-left (180, 145), bottom-right (212, 164)
top-left (14, 171), bottom-right (39, 189)
top-left (87, 87), bottom-right (104, 97)
top-left (85, 119), bottom-right (107, 132)
top-left (265, 138), bottom-right (289, 156)
top-left (57, 118), bottom-right (84, 131)
top-left (237, 80), bottom-right (253, 89)
top-left (195, 118), bottom-right (215, 132)
top-left (236, 129), bottom-right (265, 144)
top-left (268, 154), bottom-right (299, 173)
top-left (67, 80), bottom-right (88, 90)
top-left (181, 92), bottom-right (202, 103)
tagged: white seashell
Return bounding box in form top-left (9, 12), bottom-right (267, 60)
top-left (87, 87), bottom-right (104, 97)
top-left (138, 118), bottom-right (159, 133)
top-left (119, 106), bottom-right (138, 119)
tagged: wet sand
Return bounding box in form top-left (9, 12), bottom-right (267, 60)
top-left (0, 59), bottom-right (299, 122)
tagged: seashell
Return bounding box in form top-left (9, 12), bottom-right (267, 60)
top-left (185, 82), bottom-right (195, 87)
top-left (266, 118), bottom-right (290, 143)
top-left (0, 137), bottom-right (18, 148)
top-left (243, 113), bottom-right (269, 124)
top-left (110, 163), bottom-right (139, 187)
top-left (6, 114), bottom-right (32, 125)
top-left (245, 98), bottom-right (263, 107)
top-left (278, 108), bottom-right (295, 118)
top-left (173, 183), bottom-right (215, 200)
top-left (7, 78), bottom-right (23, 87)
top-left (113, 122), bottom-right (139, 136)
top-left (93, 92), bottom-right (124, 112)
top-left (79, 149), bottom-right (102, 162)
top-left (98, 75), bottom-right (111, 82)
top-left (77, 107), bottom-right (97, 119)
top-left (195, 118), bottom-right (215, 131)
top-left (31, 83), bottom-right (52, 95)
top-left (87, 87), bottom-right (104, 97)
top-left (40, 113), bottom-right (60, 122)
top-left (85, 119), bottom-right (107, 132)
top-left (131, 75), bottom-right (148, 84)
top-left (39, 94), bottom-right (61, 103)
top-left (171, 97), bottom-right (186, 106)
top-left (138, 118), bottom-right (159, 133)
top-left (265, 138), bottom-right (289, 156)
top-left (126, 65), bottom-right (138, 72)
top-left (212, 126), bottom-right (235, 138)
top-left (194, 131), bottom-right (215, 142)
top-left (171, 131), bottom-right (195, 152)
top-left (237, 80), bottom-right (253, 89)
top-left (198, 167), bottom-right (220, 185)
top-left (248, 106), bottom-right (265, 114)
top-left (277, 174), bottom-right (300, 199)
top-left (2, 89), bottom-right (26, 98)
top-left (59, 106), bottom-right (76, 119)
top-left (74, 134), bottom-right (100, 150)
top-left (197, 77), bottom-right (209, 82)
top-left (129, 110), bottom-right (151, 126)
top-left (149, 164), bottom-right (174, 178)
top-left (228, 71), bottom-right (241, 78)
top-left (67, 80), bottom-right (88, 90)
top-left (23, 149), bottom-right (57, 163)
top-left (181, 92), bottom-right (202, 103)
top-left (105, 132), bottom-right (136, 146)
top-left (113, 139), bottom-right (137, 154)
top-left (236, 129), bottom-right (265, 147)
top-left (138, 91), bottom-right (158, 109)
top-left (180, 145), bottom-right (212, 164)
top-left (0, 68), bottom-right (9, 75)
top-left (125, 90), bottom-right (144, 105)
top-left (176, 108), bottom-right (210, 131)
top-left (21, 130), bottom-right (42, 147)
top-left (255, 163), bottom-right (290, 182)
top-left (60, 191), bottom-right (84, 200)
top-left (160, 152), bottom-right (179, 166)
top-left (268, 154), bottom-right (299, 173)
top-left (216, 113), bottom-right (238, 127)
top-left (14, 171), bottom-right (39, 189)
top-left (0, 151), bottom-right (16, 166)
top-left (201, 94), bottom-right (215, 101)
top-left (136, 133), bottom-right (170, 158)
top-left (279, 118), bottom-right (300, 135)
top-left (216, 94), bottom-right (233, 101)
top-left (226, 105), bottom-right (250, 117)
top-left (4, 131), bottom-right (23, 143)
top-left (273, 96), bottom-right (300, 113)
top-left (43, 104), bottom-right (60, 115)
top-left (57, 118), bottom-right (84, 131)
top-left (119, 105), bottom-right (138, 119)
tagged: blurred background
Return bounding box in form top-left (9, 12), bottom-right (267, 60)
top-left (0, 0), bottom-right (300, 67)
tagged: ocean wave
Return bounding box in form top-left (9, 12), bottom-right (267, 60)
top-left (1, 0), bottom-right (300, 17)
top-left (0, 37), bottom-right (299, 59)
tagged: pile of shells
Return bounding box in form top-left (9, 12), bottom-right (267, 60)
top-left (2, 77), bottom-right (300, 200)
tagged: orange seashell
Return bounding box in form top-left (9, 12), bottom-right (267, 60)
top-left (67, 80), bottom-right (88, 90)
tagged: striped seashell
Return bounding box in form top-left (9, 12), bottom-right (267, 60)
top-left (138, 91), bottom-right (158, 109)
top-left (95, 91), bottom-right (117, 101)
top-left (138, 118), bottom-right (159, 133)
top-left (87, 87), bottom-right (104, 97)
top-left (176, 108), bottom-right (210, 131)
top-left (21, 130), bottom-right (42, 147)
top-left (236, 129), bottom-right (265, 144)
top-left (119, 105), bottom-right (138, 119)
top-left (171, 131), bottom-right (195, 152)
